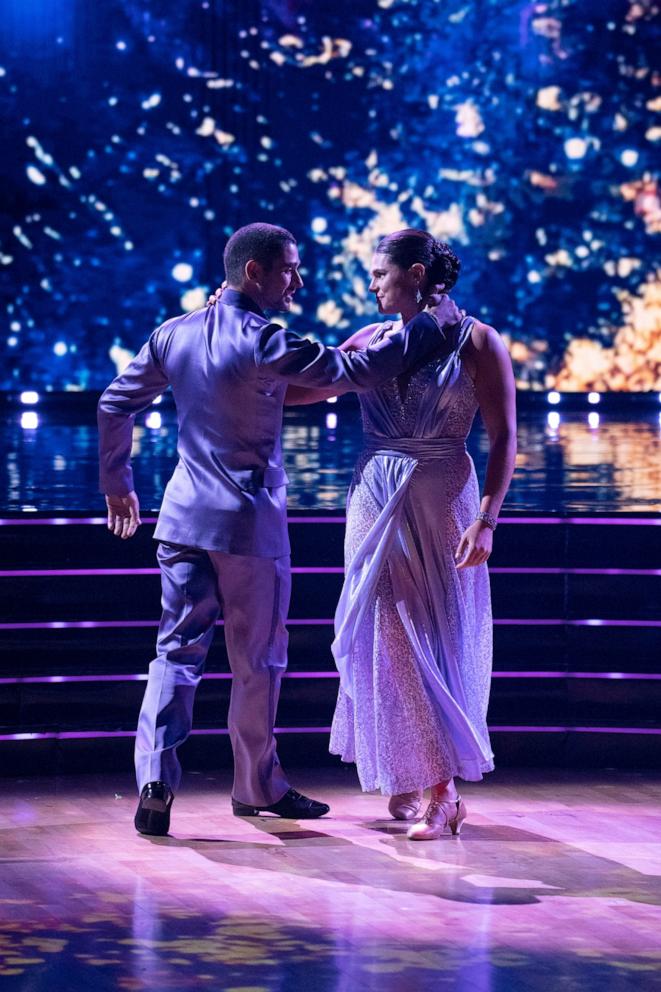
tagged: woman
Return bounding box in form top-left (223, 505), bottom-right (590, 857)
top-left (287, 229), bottom-right (517, 839)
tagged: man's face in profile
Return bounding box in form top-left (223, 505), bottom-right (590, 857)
top-left (258, 242), bottom-right (304, 312)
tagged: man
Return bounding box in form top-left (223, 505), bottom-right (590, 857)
top-left (98, 222), bottom-right (460, 836)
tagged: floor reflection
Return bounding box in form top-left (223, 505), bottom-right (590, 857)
top-left (1, 404), bottom-right (660, 513)
top-left (1, 769), bottom-right (660, 991)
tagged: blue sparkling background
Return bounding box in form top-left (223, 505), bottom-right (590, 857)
top-left (0, 0), bottom-right (659, 391)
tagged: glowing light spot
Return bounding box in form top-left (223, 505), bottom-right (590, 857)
top-left (588, 412), bottom-right (600, 429)
top-left (53, 341), bottom-right (67, 356)
top-left (116, 41), bottom-right (127, 51)
top-left (20, 391), bottom-right (39, 404)
top-left (26, 165), bottom-right (47, 185)
top-left (279, 34), bottom-right (304, 48)
top-left (547, 391), bottom-right (561, 405)
top-left (536, 86), bottom-right (562, 111)
top-left (180, 287), bottom-right (207, 311)
top-left (620, 149), bottom-right (638, 166)
top-left (547, 411), bottom-right (561, 429)
top-left (145, 411), bottom-right (162, 429)
top-left (13, 226), bottom-right (33, 249)
top-left (195, 116), bottom-right (215, 137)
top-left (317, 300), bottom-right (343, 327)
top-left (455, 100), bottom-right (484, 138)
top-left (326, 412), bottom-right (338, 430)
top-left (311, 217), bottom-right (327, 234)
top-left (564, 138), bottom-right (588, 159)
top-left (588, 392), bottom-right (600, 405)
top-left (527, 270), bottom-right (541, 284)
top-left (172, 263), bottom-right (193, 282)
top-left (141, 93), bottom-right (162, 109)
top-left (21, 411), bottom-right (39, 429)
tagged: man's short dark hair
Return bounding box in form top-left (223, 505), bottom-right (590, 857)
top-left (223, 223), bottom-right (297, 285)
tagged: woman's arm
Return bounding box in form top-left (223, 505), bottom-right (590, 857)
top-left (284, 324), bottom-right (379, 406)
top-left (455, 321), bottom-right (517, 568)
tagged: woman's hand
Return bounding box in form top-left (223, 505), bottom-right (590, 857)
top-left (454, 519), bottom-right (493, 569)
top-left (206, 282), bottom-right (226, 306)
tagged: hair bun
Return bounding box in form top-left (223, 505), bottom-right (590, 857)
top-left (429, 239), bottom-right (461, 290)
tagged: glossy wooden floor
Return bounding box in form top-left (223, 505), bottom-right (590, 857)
top-left (1, 768), bottom-right (660, 991)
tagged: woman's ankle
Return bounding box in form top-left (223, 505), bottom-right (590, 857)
top-left (431, 780), bottom-right (459, 803)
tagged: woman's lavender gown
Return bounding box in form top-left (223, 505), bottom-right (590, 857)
top-left (329, 317), bottom-right (495, 794)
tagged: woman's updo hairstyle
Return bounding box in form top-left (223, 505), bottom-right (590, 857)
top-left (376, 228), bottom-right (461, 292)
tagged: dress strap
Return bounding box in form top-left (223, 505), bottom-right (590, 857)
top-left (456, 315), bottom-right (476, 355)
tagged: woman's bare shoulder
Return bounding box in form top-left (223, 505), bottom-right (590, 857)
top-left (469, 318), bottom-right (507, 355)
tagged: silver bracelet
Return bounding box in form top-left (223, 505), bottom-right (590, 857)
top-left (476, 510), bottom-right (497, 531)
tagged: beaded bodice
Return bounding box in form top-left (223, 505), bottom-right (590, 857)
top-left (359, 318), bottom-right (478, 441)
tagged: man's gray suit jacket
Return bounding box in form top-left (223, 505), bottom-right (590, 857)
top-left (98, 289), bottom-right (445, 557)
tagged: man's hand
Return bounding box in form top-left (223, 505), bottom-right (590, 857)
top-left (425, 283), bottom-right (446, 309)
top-left (206, 282), bottom-right (227, 307)
top-left (454, 519), bottom-right (493, 569)
top-left (427, 293), bottom-right (463, 330)
top-left (105, 491), bottom-right (141, 539)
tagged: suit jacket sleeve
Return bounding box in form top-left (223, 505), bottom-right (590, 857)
top-left (255, 312), bottom-right (449, 393)
top-left (97, 332), bottom-right (169, 495)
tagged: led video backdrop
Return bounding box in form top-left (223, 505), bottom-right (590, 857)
top-left (0, 0), bottom-right (658, 391)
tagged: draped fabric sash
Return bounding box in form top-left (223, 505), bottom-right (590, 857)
top-left (362, 435), bottom-right (466, 461)
top-left (331, 438), bottom-right (464, 700)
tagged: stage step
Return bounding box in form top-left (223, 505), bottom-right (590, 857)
top-left (1, 514), bottom-right (659, 775)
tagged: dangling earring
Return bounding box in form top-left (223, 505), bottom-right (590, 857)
top-left (415, 288), bottom-right (423, 305)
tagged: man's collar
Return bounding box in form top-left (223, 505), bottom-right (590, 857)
top-left (220, 288), bottom-right (265, 317)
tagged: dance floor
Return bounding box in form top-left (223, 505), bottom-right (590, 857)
top-left (1, 768), bottom-right (660, 992)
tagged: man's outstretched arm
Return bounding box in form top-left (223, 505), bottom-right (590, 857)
top-left (256, 297), bottom-right (461, 393)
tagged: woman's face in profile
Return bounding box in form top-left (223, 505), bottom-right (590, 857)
top-left (368, 253), bottom-right (413, 316)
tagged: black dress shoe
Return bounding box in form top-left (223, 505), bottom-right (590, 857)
top-left (134, 781), bottom-right (174, 836)
top-left (232, 787), bottom-right (330, 819)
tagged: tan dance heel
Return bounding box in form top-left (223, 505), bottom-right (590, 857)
top-left (406, 796), bottom-right (466, 840)
top-left (388, 789), bottom-right (423, 821)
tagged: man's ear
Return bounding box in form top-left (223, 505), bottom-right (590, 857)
top-left (245, 259), bottom-right (262, 284)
